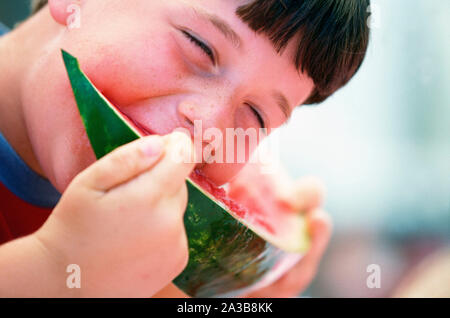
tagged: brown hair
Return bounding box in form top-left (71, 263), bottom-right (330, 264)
top-left (236, 0), bottom-right (370, 104)
top-left (31, 0), bottom-right (371, 105)
top-left (31, 0), bottom-right (47, 14)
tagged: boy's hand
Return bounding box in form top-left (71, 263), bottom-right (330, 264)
top-left (35, 132), bottom-right (195, 297)
top-left (229, 165), bottom-right (332, 298)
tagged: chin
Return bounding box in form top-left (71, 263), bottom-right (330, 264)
top-left (47, 142), bottom-right (97, 194)
top-left (48, 163), bottom-right (81, 194)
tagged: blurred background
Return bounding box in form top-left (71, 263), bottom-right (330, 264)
top-left (2, 0), bottom-right (449, 297)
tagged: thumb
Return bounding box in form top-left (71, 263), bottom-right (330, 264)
top-left (76, 135), bottom-right (165, 192)
top-left (306, 209), bottom-right (333, 263)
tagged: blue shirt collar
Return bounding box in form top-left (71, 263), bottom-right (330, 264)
top-left (0, 126), bottom-right (61, 209)
top-left (0, 22), bottom-right (8, 37)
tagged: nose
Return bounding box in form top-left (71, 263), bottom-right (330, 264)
top-left (177, 101), bottom-right (196, 133)
top-left (177, 97), bottom-right (237, 166)
top-left (177, 98), bottom-right (233, 136)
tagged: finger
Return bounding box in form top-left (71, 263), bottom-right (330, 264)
top-left (303, 209), bottom-right (333, 267)
top-left (75, 135), bottom-right (165, 192)
top-left (150, 132), bottom-right (196, 194)
top-left (153, 283), bottom-right (190, 298)
top-left (283, 209), bottom-right (332, 287)
top-left (281, 177), bottom-right (326, 213)
top-left (115, 131), bottom-right (196, 199)
top-left (150, 183), bottom-right (190, 224)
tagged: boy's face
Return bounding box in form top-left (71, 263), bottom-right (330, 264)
top-left (22, 0), bottom-right (314, 191)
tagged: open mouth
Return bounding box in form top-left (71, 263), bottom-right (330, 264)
top-left (112, 101), bottom-right (208, 169)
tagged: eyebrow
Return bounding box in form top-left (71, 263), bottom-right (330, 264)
top-left (273, 92), bottom-right (292, 120)
top-left (191, 8), bottom-right (242, 50)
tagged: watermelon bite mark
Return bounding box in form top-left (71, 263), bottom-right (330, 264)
top-left (189, 170), bottom-right (276, 235)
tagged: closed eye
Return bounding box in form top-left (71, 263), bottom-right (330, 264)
top-left (247, 103), bottom-right (266, 128)
top-left (181, 30), bottom-right (216, 65)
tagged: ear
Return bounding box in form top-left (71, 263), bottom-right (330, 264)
top-left (48, 0), bottom-right (82, 26)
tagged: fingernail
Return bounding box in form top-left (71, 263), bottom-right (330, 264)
top-left (141, 137), bottom-right (164, 157)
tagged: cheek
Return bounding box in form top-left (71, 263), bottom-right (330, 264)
top-left (22, 9), bottom-right (187, 191)
top-left (22, 50), bottom-right (96, 192)
top-left (69, 23), bottom-right (187, 108)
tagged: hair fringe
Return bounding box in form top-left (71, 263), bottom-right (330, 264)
top-left (237, 0), bottom-right (371, 104)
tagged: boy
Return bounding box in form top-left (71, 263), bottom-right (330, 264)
top-left (0, 0), bottom-right (369, 297)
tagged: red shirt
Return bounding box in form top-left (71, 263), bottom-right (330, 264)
top-left (0, 181), bottom-right (52, 244)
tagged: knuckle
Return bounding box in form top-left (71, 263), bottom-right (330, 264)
top-left (110, 150), bottom-right (137, 171)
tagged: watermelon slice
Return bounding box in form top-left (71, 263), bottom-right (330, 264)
top-left (61, 50), bottom-right (310, 297)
